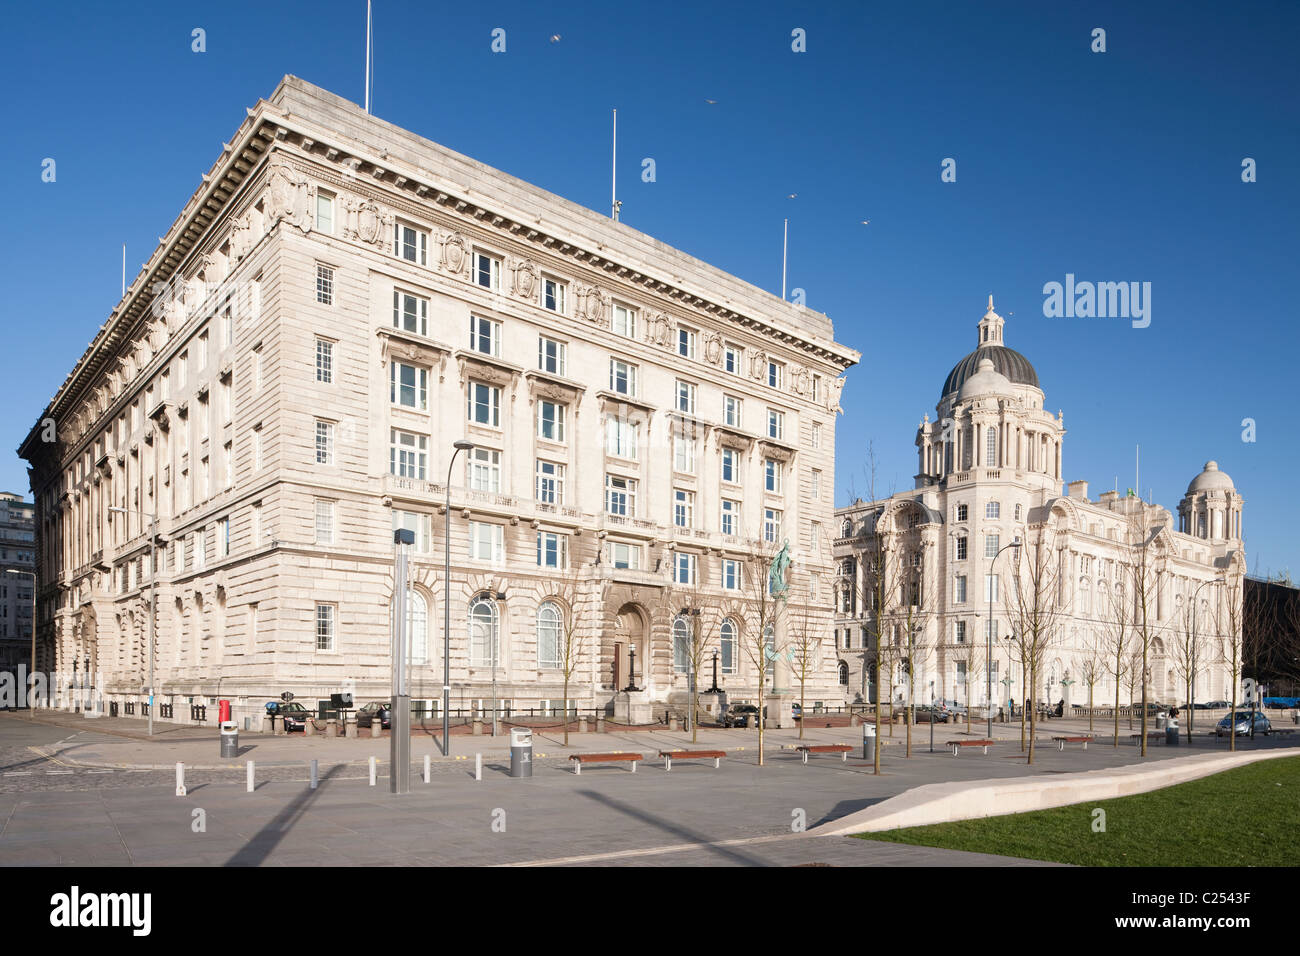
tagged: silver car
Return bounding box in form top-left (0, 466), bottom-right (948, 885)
top-left (1215, 711), bottom-right (1271, 737)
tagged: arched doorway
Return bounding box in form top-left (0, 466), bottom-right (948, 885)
top-left (606, 604), bottom-right (647, 691)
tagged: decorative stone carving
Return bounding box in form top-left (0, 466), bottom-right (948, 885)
top-left (647, 312), bottom-right (674, 348)
top-left (511, 257), bottom-right (538, 298)
top-left (579, 284), bottom-right (609, 325)
top-left (264, 161), bottom-right (311, 233)
top-left (749, 349), bottom-right (768, 381)
top-left (792, 365), bottom-right (811, 397)
top-left (228, 213), bottom-right (253, 261)
top-left (829, 375), bottom-right (846, 413)
top-left (343, 195), bottom-right (392, 247)
top-left (703, 332), bottom-right (723, 366)
top-left (439, 230), bottom-right (468, 275)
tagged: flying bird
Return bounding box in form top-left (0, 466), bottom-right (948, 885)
top-left (549, 34), bottom-right (562, 43)
top-left (861, 219), bottom-right (870, 225)
top-left (787, 193), bottom-right (797, 199)
top-left (705, 98), bottom-right (717, 104)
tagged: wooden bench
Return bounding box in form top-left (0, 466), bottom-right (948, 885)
top-left (658, 749), bottom-right (726, 771)
top-left (569, 752), bottom-right (643, 775)
top-left (1129, 732), bottom-right (1166, 742)
top-left (1052, 735), bottom-right (1093, 751)
top-left (795, 744), bottom-right (853, 764)
top-left (948, 739), bottom-right (996, 755)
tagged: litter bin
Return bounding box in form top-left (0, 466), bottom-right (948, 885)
top-left (1165, 719), bottom-right (1179, 746)
top-left (509, 727), bottom-right (533, 778)
top-left (862, 722), bottom-right (876, 761)
top-left (220, 720), bottom-right (239, 758)
top-left (1155, 711), bottom-right (1167, 730)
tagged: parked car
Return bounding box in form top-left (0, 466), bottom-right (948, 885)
top-left (272, 701), bottom-right (311, 732)
top-left (791, 702), bottom-right (802, 719)
top-left (1202, 700), bottom-right (1232, 710)
top-left (913, 705), bottom-right (951, 723)
top-left (1216, 711), bottom-right (1271, 737)
top-left (356, 701), bottom-right (392, 730)
top-left (722, 704), bottom-right (760, 728)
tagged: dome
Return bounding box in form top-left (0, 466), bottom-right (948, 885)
top-left (1186, 460), bottom-right (1235, 494)
top-left (942, 345), bottom-right (1039, 397)
top-left (957, 358), bottom-right (1012, 401)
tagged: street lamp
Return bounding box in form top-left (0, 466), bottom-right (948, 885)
top-left (442, 439), bottom-right (475, 756)
top-left (109, 506), bottom-right (158, 736)
top-left (988, 537), bottom-right (1020, 738)
top-left (5, 569), bottom-right (36, 717)
top-left (392, 527), bottom-right (414, 794)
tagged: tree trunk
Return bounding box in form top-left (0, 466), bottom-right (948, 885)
top-left (873, 659), bottom-right (883, 775)
top-left (1113, 680), bottom-right (1120, 747)
top-left (1088, 684), bottom-right (1094, 734)
top-left (562, 673), bottom-right (570, 746)
top-left (1027, 664), bottom-right (1037, 765)
top-left (798, 684), bottom-right (806, 740)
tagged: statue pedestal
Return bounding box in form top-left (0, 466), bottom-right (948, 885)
top-left (613, 690), bottom-right (653, 726)
top-left (698, 691), bottom-right (727, 723)
top-left (765, 693), bottom-right (795, 729)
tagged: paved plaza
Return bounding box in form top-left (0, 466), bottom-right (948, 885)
top-left (3, 711), bottom-right (1296, 866)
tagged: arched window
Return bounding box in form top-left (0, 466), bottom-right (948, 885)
top-left (468, 596), bottom-right (499, 667)
top-left (672, 616), bottom-right (690, 673)
top-left (838, 661), bottom-right (849, 685)
top-left (720, 618), bottom-right (737, 674)
top-left (1079, 578), bottom-right (1091, 615)
top-left (401, 590), bottom-right (429, 665)
top-left (537, 601), bottom-right (561, 669)
top-left (841, 518), bottom-right (853, 538)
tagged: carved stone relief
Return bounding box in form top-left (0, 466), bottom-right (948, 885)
top-left (264, 161), bottom-right (311, 233)
top-left (343, 195), bottom-right (392, 248)
top-left (749, 349), bottom-right (768, 381)
top-left (646, 312), bottom-right (674, 348)
top-left (703, 332), bottom-right (723, 366)
top-left (511, 257), bottom-right (538, 299)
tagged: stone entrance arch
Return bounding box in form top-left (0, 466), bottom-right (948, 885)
top-left (605, 603), bottom-right (648, 691)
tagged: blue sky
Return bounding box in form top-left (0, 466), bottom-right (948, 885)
top-left (2, 0), bottom-right (1296, 574)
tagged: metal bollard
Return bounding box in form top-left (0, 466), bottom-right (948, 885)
top-left (246, 761), bottom-right (255, 793)
top-left (175, 762), bottom-right (186, 797)
top-left (424, 754), bottom-right (431, 783)
top-left (371, 718), bottom-right (382, 739)
top-left (310, 759), bottom-right (318, 790)
top-left (475, 752), bottom-right (482, 781)
top-left (369, 755), bottom-right (376, 786)
top-left (862, 723), bottom-right (877, 762)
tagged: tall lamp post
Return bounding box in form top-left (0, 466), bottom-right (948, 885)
top-left (109, 506), bottom-right (158, 736)
top-left (392, 527), bottom-right (414, 794)
top-left (987, 537), bottom-right (1020, 739)
top-left (5, 569), bottom-right (37, 717)
top-left (442, 439), bottom-right (475, 756)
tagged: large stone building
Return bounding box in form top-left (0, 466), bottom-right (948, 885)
top-left (833, 300), bottom-right (1243, 711)
top-left (18, 76), bottom-right (857, 727)
top-left (0, 492), bottom-right (36, 682)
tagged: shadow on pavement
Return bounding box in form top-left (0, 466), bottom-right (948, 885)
top-left (578, 788), bottom-right (772, 865)
top-left (224, 764), bottom-right (347, 866)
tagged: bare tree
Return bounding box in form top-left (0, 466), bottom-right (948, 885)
top-left (1007, 520), bottom-right (1066, 765)
top-left (735, 540), bottom-right (789, 767)
top-left (949, 634), bottom-right (984, 735)
top-left (1077, 626), bottom-right (1105, 737)
top-left (1222, 573), bottom-right (1246, 752)
top-left (889, 540), bottom-right (937, 757)
top-left (1169, 586), bottom-right (1212, 743)
top-left (657, 570), bottom-right (713, 743)
top-left (788, 571), bottom-right (828, 740)
top-left (1101, 577), bottom-right (1134, 745)
top-left (552, 559), bottom-right (607, 747)
top-left (1125, 502), bottom-right (1167, 756)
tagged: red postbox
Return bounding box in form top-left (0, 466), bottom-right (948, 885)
top-left (218, 699), bottom-right (232, 723)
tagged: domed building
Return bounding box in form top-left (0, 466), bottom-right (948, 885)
top-left (833, 298), bottom-right (1245, 715)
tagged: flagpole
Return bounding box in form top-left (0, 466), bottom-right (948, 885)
top-left (611, 109), bottom-right (619, 221)
top-left (781, 218), bottom-right (788, 300)
top-left (364, 0), bottom-right (372, 114)
top-left (121, 244), bottom-right (126, 297)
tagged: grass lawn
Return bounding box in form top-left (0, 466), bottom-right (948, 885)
top-left (858, 756), bottom-right (1300, 866)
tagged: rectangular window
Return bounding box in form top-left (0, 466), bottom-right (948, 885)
top-left (389, 429), bottom-right (428, 479)
top-left (315, 190), bottom-right (335, 233)
top-left (392, 510), bottom-right (433, 554)
top-left (956, 621), bottom-right (967, 644)
top-left (986, 619), bottom-right (998, 642)
top-left (218, 517), bottom-right (230, 557)
top-left (764, 458), bottom-right (782, 493)
top-left (252, 427), bottom-right (263, 471)
top-left (390, 362), bottom-right (428, 409)
top-left (393, 290), bottom-right (429, 336)
top-left (315, 499), bottom-right (335, 544)
top-left (469, 315), bottom-right (501, 357)
top-left (223, 441), bottom-right (233, 488)
top-left (986, 501), bottom-right (1001, 519)
top-left (395, 222), bottom-right (428, 265)
top-left (985, 534), bottom-right (1000, 558)
top-left (811, 422), bottom-right (821, 448)
top-left (315, 420), bottom-right (335, 465)
top-left (537, 401), bottom-right (567, 443)
top-left (673, 552), bottom-right (696, 585)
top-left (466, 447), bottom-right (501, 492)
top-left (767, 409), bottom-right (784, 440)
top-left (723, 395), bottom-right (743, 428)
top-left (607, 540), bottom-right (641, 570)
top-left (767, 360), bottom-right (783, 389)
top-left (720, 498), bottom-right (740, 537)
top-left (810, 520), bottom-right (821, 555)
top-left (193, 529), bottom-right (206, 570)
top-left (536, 460), bottom-right (565, 505)
top-left (541, 276), bottom-right (566, 313)
top-left (473, 250), bottom-right (501, 291)
top-left (316, 264), bottom-right (334, 305)
top-left (986, 429), bottom-right (997, 467)
top-left (763, 508), bottom-right (782, 544)
top-left (612, 303), bottom-right (636, 338)
top-left (316, 604), bottom-right (335, 651)
top-left (956, 536), bottom-right (967, 560)
top-left (677, 327), bottom-right (697, 360)
top-left (537, 532), bottom-right (566, 569)
top-left (315, 338), bottom-right (333, 384)
top-left (673, 489), bottom-right (695, 528)
top-left (609, 359), bottom-right (637, 396)
top-left (722, 558), bottom-right (741, 590)
top-left (538, 336), bottom-right (567, 376)
top-left (605, 417), bottom-right (639, 459)
top-left (676, 380), bottom-right (697, 415)
top-left (467, 382), bottom-right (501, 427)
top-left (721, 448), bottom-right (739, 485)
top-left (984, 573), bottom-right (999, 603)
top-left (468, 522), bottom-right (505, 563)
top-left (724, 343), bottom-right (741, 375)
top-left (955, 575), bottom-right (967, 603)
top-left (673, 435), bottom-right (695, 474)
top-left (956, 503), bottom-right (968, 522)
top-left (811, 469), bottom-right (822, 499)
top-left (605, 474), bottom-right (637, 516)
